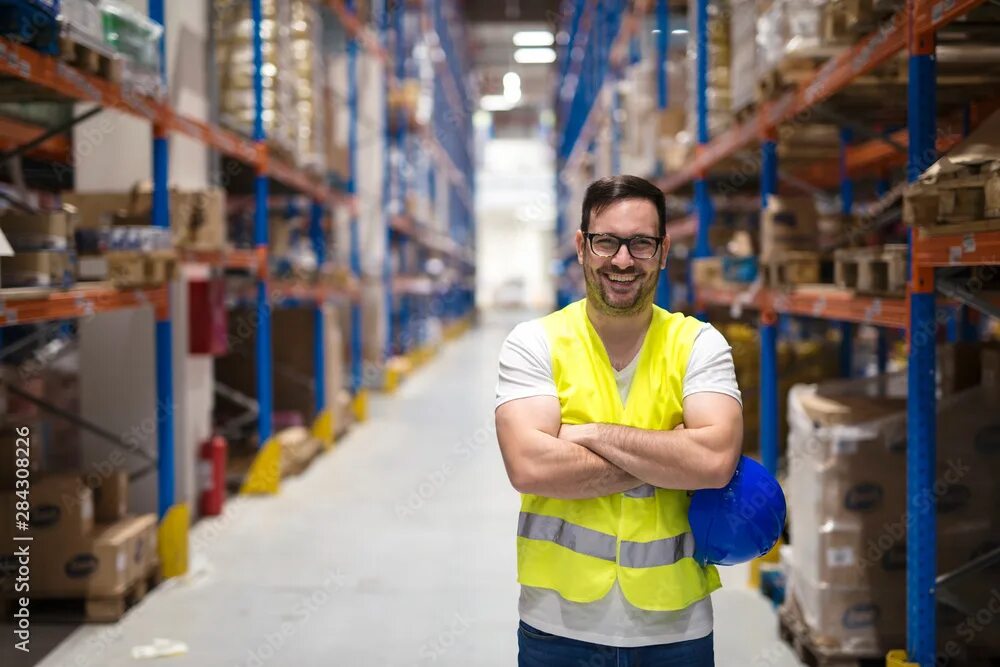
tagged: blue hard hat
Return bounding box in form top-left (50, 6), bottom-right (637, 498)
top-left (688, 455), bottom-right (786, 566)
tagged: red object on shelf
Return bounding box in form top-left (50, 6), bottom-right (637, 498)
top-left (198, 435), bottom-right (227, 517)
top-left (188, 278), bottom-right (228, 356)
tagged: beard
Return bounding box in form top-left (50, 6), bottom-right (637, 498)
top-left (583, 259), bottom-right (660, 316)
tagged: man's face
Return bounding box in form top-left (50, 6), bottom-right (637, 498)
top-left (575, 198), bottom-right (669, 317)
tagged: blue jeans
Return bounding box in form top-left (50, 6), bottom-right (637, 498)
top-left (517, 621), bottom-right (715, 667)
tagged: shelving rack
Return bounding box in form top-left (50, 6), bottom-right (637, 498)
top-left (0, 0), bottom-right (476, 578)
top-left (553, 0), bottom-right (998, 664)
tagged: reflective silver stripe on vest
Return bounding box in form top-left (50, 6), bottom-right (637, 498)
top-left (619, 532), bottom-right (696, 568)
top-left (517, 512), bottom-right (617, 562)
top-left (622, 484), bottom-right (657, 498)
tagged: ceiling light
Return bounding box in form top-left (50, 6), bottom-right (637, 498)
top-left (513, 31), bottom-right (554, 47)
top-left (502, 71), bottom-right (521, 91)
top-left (503, 86), bottom-right (522, 105)
top-left (480, 95), bottom-right (515, 112)
top-left (672, 28), bottom-right (688, 35)
top-left (514, 48), bottom-right (556, 64)
top-left (651, 29), bottom-right (661, 34)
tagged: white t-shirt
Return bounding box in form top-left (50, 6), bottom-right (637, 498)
top-left (495, 317), bottom-right (742, 648)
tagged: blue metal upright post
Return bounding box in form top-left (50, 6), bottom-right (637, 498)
top-left (838, 128), bottom-right (854, 377)
top-left (905, 6), bottom-right (938, 663)
top-left (654, 0), bottom-right (671, 310)
top-left (148, 0), bottom-right (173, 521)
top-left (309, 201), bottom-right (326, 416)
top-left (251, 0), bottom-right (273, 444)
top-left (149, 0), bottom-right (186, 577)
top-left (394, 0), bottom-right (410, 350)
top-left (380, 0), bottom-right (393, 363)
top-left (760, 314), bottom-right (779, 476)
top-left (347, 0), bottom-right (363, 408)
top-left (759, 131), bottom-right (779, 476)
top-left (691, 0), bottom-right (712, 321)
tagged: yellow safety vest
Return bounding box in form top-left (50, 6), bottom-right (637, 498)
top-left (516, 299), bottom-right (722, 611)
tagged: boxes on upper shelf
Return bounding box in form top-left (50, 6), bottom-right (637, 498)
top-left (761, 195), bottom-right (819, 263)
top-left (62, 188), bottom-right (227, 251)
top-left (0, 250), bottom-right (72, 288)
top-left (0, 208), bottom-right (75, 251)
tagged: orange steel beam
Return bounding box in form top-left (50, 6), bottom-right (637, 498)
top-left (912, 230), bottom-right (1000, 267)
top-left (660, 0), bottom-right (988, 193)
top-left (0, 285), bottom-right (168, 326)
top-left (0, 115), bottom-right (71, 163)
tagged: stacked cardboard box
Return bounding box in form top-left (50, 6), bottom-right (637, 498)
top-left (0, 209), bottom-right (76, 289)
top-left (786, 363), bottom-right (1000, 656)
top-left (0, 471), bottom-right (157, 599)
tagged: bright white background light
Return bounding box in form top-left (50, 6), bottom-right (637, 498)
top-left (672, 28), bottom-right (688, 35)
top-left (513, 31), bottom-right (554, 47)
top-left (514, 48), bottom-right (556, 64)
top-left (481, 95), bottom-right (514, 112)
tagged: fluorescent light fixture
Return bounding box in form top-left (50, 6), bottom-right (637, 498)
top-left (651, 29), bottom-right (661, 34)
top-left (672, 28), bottom-right (688, 35)
top-left (502, 71), bottom-right (521, 91)
top-left (513, 30), bottom-right (554, 47)
top-left (480, 95), bottom-right (515, 112)
top-left (514, 47), bottom-right (556, 64)
top-left (503, 86), bottom-right (522, 105)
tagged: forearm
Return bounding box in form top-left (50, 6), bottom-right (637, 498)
top-left (581, 423), bottom-right (740, 490)
top-left (499, 428), bottom-right (642, 499)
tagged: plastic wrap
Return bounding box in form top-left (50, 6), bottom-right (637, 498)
top-left (729, 0), bottom-right (757, 114)
top-left (755, 0), bottom-right (824, 77)
top-left (213, 0), bottom-right (297, 155)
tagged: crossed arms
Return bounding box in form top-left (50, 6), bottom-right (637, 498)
top-left (495, 392), bottom-right (743, 499)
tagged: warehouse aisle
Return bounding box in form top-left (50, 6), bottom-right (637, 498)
top-left (35, 313), bottom-right (802, 667)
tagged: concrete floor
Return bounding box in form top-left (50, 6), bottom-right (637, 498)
top-left (21, 312), bottom-right (803, 667)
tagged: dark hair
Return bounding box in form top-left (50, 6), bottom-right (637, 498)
top-left (581, 175), bottom-right (666, 237)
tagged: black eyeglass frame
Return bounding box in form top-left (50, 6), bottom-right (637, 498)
top-left (583, 232), bottom-right (665, 260)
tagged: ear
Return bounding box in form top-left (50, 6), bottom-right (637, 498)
top-left (575, 229), bottom-right (585, 264)
top-left (660, 234), bottom-right (671, 270)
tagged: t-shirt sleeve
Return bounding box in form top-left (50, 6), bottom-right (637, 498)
top-left (495, 320), bottom-right (557, 409)
top-left (683, 324), bottom-right (743, 406)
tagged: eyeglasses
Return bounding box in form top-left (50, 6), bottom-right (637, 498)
top-left (585, 233), bottom-right (664, 260)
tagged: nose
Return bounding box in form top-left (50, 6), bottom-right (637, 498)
top-left (610, 242), bottom-right (634, 270)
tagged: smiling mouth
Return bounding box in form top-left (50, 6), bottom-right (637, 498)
top-left (604, 273), bottom-right (638, 284)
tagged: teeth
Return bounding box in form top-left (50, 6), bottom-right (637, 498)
top-left (606, 274), bottom-right (636, 283)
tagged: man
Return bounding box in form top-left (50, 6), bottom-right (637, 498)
top-left (495, 175), bottom-right (743, 666)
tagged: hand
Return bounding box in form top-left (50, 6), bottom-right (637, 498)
top-left (558, 423), bottom-right (596, 448)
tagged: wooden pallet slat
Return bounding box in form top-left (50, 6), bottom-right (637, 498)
top-left (4, 565), bottom-right (160, 624)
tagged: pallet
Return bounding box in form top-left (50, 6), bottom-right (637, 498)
top-left (4, 566), bottom-right (160, 624)
top-left (106, 250), bottom-right (178, 288)
top-left (58, 31), bottom-right (121, 83)
top-left (905, 162), bottom-right (1000, 236)
top-left (833, 244), bottom-right (907, 296)
top-left (778, 603), bottom-right (884, 667)
top-left (763, 251), bottom-right (830, 289)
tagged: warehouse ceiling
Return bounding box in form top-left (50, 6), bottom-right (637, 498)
top-left (464, 0), bottom-right (561, 135)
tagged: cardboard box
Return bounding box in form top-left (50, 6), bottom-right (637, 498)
top-left (938, 342), bottom-right (1000, 395)
top-left (691, 257), bottom-right (724, 289)
top-left (33, 514), bottom-right (156, 597)
top-left (0, 210), bottom-right (74, 251)
top-left (800, 519), bottom-right (994, 588)
top-left (91, 469), bottom-right (128, 523)
top-left (657, 108), bottom-right (687, 137)
top-left (761, 196), bottom-right (819, 263)
top-left (0, 251), bottom-right (70, 288)
top-left (789, 567), bottom-right (904, 655)
top-left (29, 474), bottom-right (94, 542)
top-left (62, 189), bottom-right (226, 251)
